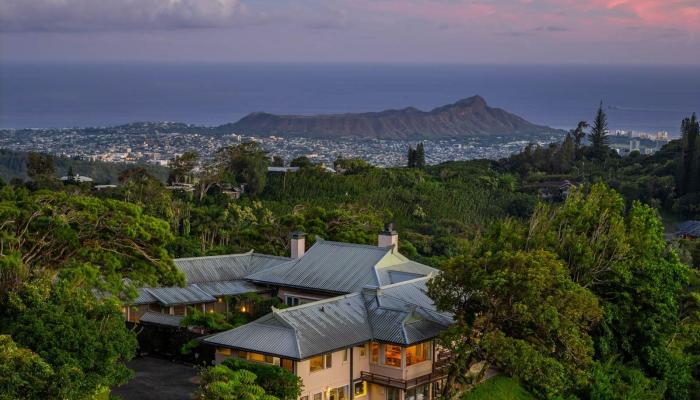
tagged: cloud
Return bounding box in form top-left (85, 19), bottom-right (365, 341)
top-left (533, 25), bottom-right (570, 32)
top-left (0, 0), bottom-right (241, 32)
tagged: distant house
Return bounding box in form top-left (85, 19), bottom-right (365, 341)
top-left (534, 180), bottom-right (577, 200)
top-left (676, 221), bottom-right (700, 239)
top-left (268, 166), bottom-right (300, 173)
top-left (60, 174), bottom-right (93, 183)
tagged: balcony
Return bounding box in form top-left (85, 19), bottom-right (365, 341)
top-left (360, 355), bottom-right (452, 390)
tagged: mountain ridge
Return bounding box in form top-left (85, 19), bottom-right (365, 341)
top-left (221, 95), bottom-right (563, 140)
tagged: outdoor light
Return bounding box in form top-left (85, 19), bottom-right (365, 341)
top-left (240, 306), bottom-right (247, 313)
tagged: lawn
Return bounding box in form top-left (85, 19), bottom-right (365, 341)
top-left (462, 376), bottom-right (535, 400)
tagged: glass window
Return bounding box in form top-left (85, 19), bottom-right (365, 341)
top-left (309, 353), bottom-right (332, 372)
top-left (300, 397), bottom-right (308, 400)
top-left (406, 342), bottom-right (430, 366)
top-left (353, 381), bottom-right (367, 397)
top-left (383, 344), bottom-right (402, 367)
top-left (406, 384), bottom-right (430, 400)
top-left (328, 386), bottom-right (348, 400)
top-left (248, 352), bottom-right (266, 362)
top-left (386, 387), bottom-right (400, 400)
top-left (371, 342), bottom-right (380, 363)
top-left (313, 394), bottom-right (322, 400)
top-left (282, 358), bottom-right (294, 372)
top-left (309, 355), bottom-right (325, 372)
top-left (286, 296), bottom-right (300, 307)
top-left (358, 344), bottom-right (367, 357)
top-left (217, 347), bottom-right (232, 356)
top-left (343, 349), bottom-right (348, 362)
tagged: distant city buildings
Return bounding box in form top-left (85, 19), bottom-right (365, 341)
top-left (0, 126), bottom-right (563, 167)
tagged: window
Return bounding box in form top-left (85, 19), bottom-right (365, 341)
top-left (343, 349), bottom-right (348, 362)
top-left (309, 353), bottom-right (332, 372)
top-left (358, 344), bottom-right (367, 358)
top-left (406, 384), bottom-right (430, 400)
top-left (353, 381), bottom-right (367, 397)
top-left (386, 387), bottom-right (400, 400)
top-left (300, 397), bottom-right (308, 400)
top-left (370, 342), bottom-right (380, 363)
top-left (217, 347), bottom-right (232, 356)
top-left (313, 394), bottom-right (322, 400)
top-left (406, 342), bottom-right (430, 366)
top-left (328, 385), bottom-right (348, 400)
top-left (281, 358), bottom-right (294, 373)
top-left (286, 296), bottom-right (300, 307)
top-left (173, 305), bottom-right (186, 315)
top-left (383, 344), bottom-right (402, 367)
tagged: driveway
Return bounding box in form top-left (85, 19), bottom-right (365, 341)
top-left (112, 356), bottom-right (200, 400)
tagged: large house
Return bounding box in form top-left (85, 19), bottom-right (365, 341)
top-left (125, 225), bottom-right (453, 399)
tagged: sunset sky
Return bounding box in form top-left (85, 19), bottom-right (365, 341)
top-left (1, 0), bottom-right (698, 64)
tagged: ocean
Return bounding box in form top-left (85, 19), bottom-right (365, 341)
top-left (0, 63), bottom-right (698, 136)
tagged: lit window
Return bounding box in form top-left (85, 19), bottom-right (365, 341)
top-left (371, 342), bottom-right (380, 363)
top-left (309, 353), bottom-right (332, 372)
top-left (353, 381), bottom-right (367, 397)
top-left (383, 344), bottom-right (402, 367)
top-left (217, 347), bottom-right (232, 356)
top-left (358, 344), bottom-right (367, 358)
top-left (313, 394), bottom-right (322, 400)
top-left (406, 342), bottom-right (430, 366)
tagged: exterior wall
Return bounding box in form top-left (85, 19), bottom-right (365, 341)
top-left (297, 349), bottom-right (353, 400)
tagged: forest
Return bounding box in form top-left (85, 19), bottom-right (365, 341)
top-left (0, 108), bottom-right (699, 399)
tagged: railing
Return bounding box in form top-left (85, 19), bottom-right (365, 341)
top-left (360, 356), bottom-right (452, 390)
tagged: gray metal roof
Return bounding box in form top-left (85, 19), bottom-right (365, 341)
top-left (377, 260), bottom-right (439, 285)
top-left (195, 280), bottom-right (263, 297)
top-left (203, 318), bottom-right (301, 359)
top-left (247, 240), bottom-right (392, 293)
top-left (203, 277), bottom-right (453, 359)
top-left (139, 312), bottom-right (185, 327)
top-left (175, 252), bottom-right (290, 284)
top-left (677, 220), bottom-right (700, 237)
top-left (146, 285), bottom-right (216, 306)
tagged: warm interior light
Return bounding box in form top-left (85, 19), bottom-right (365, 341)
top-left (217, 297), bottom-right (223, 303)
top-left (240, 306), bottom-right (247, 313)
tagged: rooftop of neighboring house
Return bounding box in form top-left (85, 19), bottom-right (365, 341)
top-left (676, 220), bottom-right (700, 238)
top-left (201, 277), bottom-right (452, 360)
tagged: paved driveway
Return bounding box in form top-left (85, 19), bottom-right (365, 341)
top-left (112, 357), bottom-right (199, 400)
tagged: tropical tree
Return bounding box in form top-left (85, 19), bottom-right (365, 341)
top-left (428, 244), bottom-right (601, 398)
top-left (168, 151), bottom-right (199, 185)
top-left (588, 102), bottom-right (610, 160)
top-left (195, 365), bottom-right (278, 400)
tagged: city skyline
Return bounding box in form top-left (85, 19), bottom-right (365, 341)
top-left (1, 0), bottom-right (699, 65)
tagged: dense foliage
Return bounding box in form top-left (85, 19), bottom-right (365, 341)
top-left (430, 184), bottom-right (699, 399)
top-left (221, 358), bottom-right (303, 400)
top-left (195, 365), bottom-right (278, 400)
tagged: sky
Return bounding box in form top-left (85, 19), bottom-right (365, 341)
top-left (0, 0), bottom-right (698, 64)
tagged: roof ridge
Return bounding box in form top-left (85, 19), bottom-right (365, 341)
top-left (378, 275), bottom-right (432, 289)
top-left (316, 240), bottom-right (393, 251)
top-left (174, 252), bottom-right (253, 262)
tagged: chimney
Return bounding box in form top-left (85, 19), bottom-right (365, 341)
top-left (378, 223), bottom-right (398, 250)
top-left (290, 231), bottom-right (306, 259)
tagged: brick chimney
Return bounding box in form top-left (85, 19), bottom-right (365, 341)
top-left (378, 223), bottom-right (398, 250)
top-left (290, 231), bottom-right (306, 259)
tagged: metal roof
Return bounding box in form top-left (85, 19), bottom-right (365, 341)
top-left (139, 312), bottom-right (185, 327)
top-left (203, 319), bottom-right (301, 359)
top-left (247, 240), bottom-right (392, 293)
top-left (175, 252), bottom-right (290, 284)
top-left (194, 280), bottom-right (263, 297)
top-left (677, 220), bottom-right (700, 237)
top-left (203, 277), bottom-right (453, 359)
top-left (145, 285), bottom-right (216, 306)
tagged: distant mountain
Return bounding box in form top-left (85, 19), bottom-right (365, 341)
top-left (221, 96), bottom-right (562, 140)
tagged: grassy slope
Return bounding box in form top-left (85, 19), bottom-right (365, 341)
top-left (462, 376), bottom-right (535, 400)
